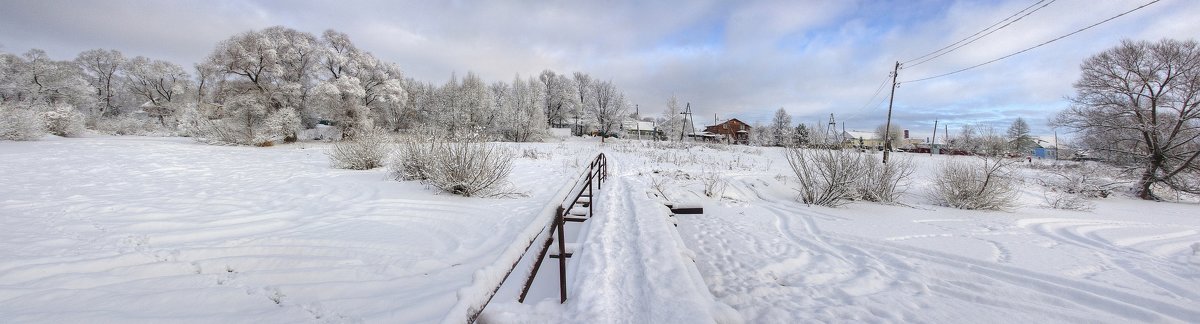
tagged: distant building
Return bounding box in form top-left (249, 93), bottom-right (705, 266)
top-left (840, 129), bottom-right (919, 150)
top-left (1031, 137), bottom-right (1058, 159)
top-left (704, 118), bottom-right (751, 144)
top-left (621, 119), bottom-right (660, 139)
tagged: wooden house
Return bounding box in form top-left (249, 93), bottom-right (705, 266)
top-left (704, 119), bottom-right (751, 145)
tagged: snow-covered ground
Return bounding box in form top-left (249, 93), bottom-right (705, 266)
top-left (3, 136), bottom-right (1199, 323)
top-left (0, 136), bottom-right (593, 323)
top-left (591, 141), bottom-right (1200, 323)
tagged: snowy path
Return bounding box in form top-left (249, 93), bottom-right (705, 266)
top-left (0, 136), bottom-right (575, 323)
top-left (562, 171), bottom-right (734, 323)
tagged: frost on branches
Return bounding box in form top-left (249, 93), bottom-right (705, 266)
top-left (393, 129), bottom-right (514, 197)
top-left (0, 102), bottom-right (45, 141)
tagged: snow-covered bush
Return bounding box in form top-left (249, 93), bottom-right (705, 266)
top-left (180, 97), bottom-right (301, 146)
top-left (929, 157), bottom-right (1019, 210)
top-left (858, 155), bottom-right (915, 203)
top-left (40, 103), bottom-right (85, 137)
top-left (700, 170), bottom-right (727, 198)
top-left (0, 103), bottom-right (45, 141)
top-left (93, 115), bottom-right (161, 136)
top-left (1036, 163), bottom-right (1125, 210)
top-left (392, 131), bottom-right (438, 181)
top-left (785, 148), bottom-right (866, 207)
top-left (393, 130), bottom-right (514, 197)
top-left (1042, 190), bottom-right (1093, 211)
top-left (328, 127), bottom-right (393, 170)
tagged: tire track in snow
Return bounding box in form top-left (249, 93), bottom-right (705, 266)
top-left (1018, 218), bottom-right (1200, 301)
top-left (682, 173), bottom-right (1199, 323)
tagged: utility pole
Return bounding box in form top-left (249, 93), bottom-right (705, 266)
top-left (680, 102), bottom-right (693, 141)
top-left (825, 113), bottom-right (837, 145)
top-left (635, 104), bottom-right (641, 141)
top-left (883, 61), bottom-right (900, 164)
top-left (1053, 129), bottom-right (1059, 163)
top-left (931, 119), bottom-right (939, 155)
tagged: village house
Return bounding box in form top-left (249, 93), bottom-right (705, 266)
top-left (703, 118), bottom-right (751, 144)
top-left (620, 119), bottom-right (660, 139)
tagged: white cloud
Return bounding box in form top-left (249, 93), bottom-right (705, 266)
top-left (1, 0), bottom-right (1196, 140)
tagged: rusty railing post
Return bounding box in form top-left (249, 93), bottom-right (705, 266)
top-left (556, 209), bottom-right (567, 303)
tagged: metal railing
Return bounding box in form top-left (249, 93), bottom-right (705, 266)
top-left (463, 153), bottom-right (608, 323)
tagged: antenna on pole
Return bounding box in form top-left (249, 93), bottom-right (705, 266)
top-left (826, 113), bottom-right (837, 145)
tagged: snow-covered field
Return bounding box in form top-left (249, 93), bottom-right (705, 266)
top-left (3, 136), bottom-right (1199, 323)
top-left (595, 141), bottom-right (1200, 323)
top-left (0, 136), bottom-right (593, 323)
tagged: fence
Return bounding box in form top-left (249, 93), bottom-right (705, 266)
top-left (459, 153), bottom-right (608, 323)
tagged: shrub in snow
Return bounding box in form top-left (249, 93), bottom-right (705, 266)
top-left (1042, 190), bottom-right (1094, 211)
top-left (1036, 163), bottom-right (1125, 211)
top-left (785, 148), bottom-right (866, 207)
top-left (393, 130), bottom-right (514, 197)
top-left (93, 115), bottom-right (161, 136)
top-left (0, 103), bottom-right (45, 141)
top-left (929, 157), bottom-right (1019, 210)
top-left (700, 170), bottom-right (727, 198)
top-left (179, 97), bottom-right (302, 146)
top-left (858, 155), bottom-right (915, 203)
top-left (40, 103), bottom-right (86, 137)
top-left (328, 127), bottom-right (393, 170)
top-left (392, 132), bottom-right (437, 181)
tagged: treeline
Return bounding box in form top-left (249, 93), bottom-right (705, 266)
top-left (0, 26), bottom-right (631, 144)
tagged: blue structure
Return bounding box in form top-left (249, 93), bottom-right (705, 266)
top-left (1033, 147), bottom-right (1056, 159)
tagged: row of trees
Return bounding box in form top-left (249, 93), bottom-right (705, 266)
top-left (1, 26), bottom-right (635, 145)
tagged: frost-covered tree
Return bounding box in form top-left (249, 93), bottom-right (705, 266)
top-left (539, 70), bottom-right (573, 127)
top-left (571, 72), bottom-right (592, 134)
top-left (1007, 117), bottom-right (1035, 153)
top-left (319, 30), bottom-right (406, 132)
top-left (0, 101), bottom-right (45, 140)
top-left (874, 124), bottom-right (904, 148)
top-left (74, 49), bottom-right (126, 116)
top-left (659, 94), bottom-right (685, 141)
top-left (794, 123), bottom-right (811, 146)
top-left (123, 56), bottom-right (191, 126)
top-left (770, 107), bottom-right (793, 146)
top-left (975, 125), bottom-right (1010, 157)
top-left (496, 75), bottom-right (547, 142)
top-left (2, 49), bottom-right (95, 109)
top-left (589, 80), bottom-right (626, 138)
top-left (201, 26), bottom-right (320, 143)
top-left (1054, 39), bottom-right (1200, 200)
top-left (313, 76), bottom-right (370, 136)
top-left (749, 121), bottom-right (772, 146)
top-left (951, 124), bottom-right (977, 152)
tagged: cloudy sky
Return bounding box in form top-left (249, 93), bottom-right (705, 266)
top-left (2, 0), bottom-right (1196, 139)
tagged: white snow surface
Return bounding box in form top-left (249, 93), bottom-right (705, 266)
top-left (4, 136), bottom-right (1200, 323)
top-left (589, 141), bottom-right (1200, 324)
top-left (0, 136), bottom-right (585, 323)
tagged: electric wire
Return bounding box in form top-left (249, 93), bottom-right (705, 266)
top-left (902, 0), bottom-right (1048, 65)
top-left (905, 0), bottom-right (1056, 68)
top-left (902, 0), bottom-right (1161, 84)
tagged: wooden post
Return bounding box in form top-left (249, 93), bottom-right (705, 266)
top-left (883, 61), bottom-right (899, 164)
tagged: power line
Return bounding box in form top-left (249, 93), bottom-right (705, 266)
top-left (902, 0), bottom-right (1161, 84)
top-left (902, 0), bottom-right (1049, 65)
top-left (840, 73), bottom-right (893, 122)
top-left (905, 0), bottom-right (1057, 69)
